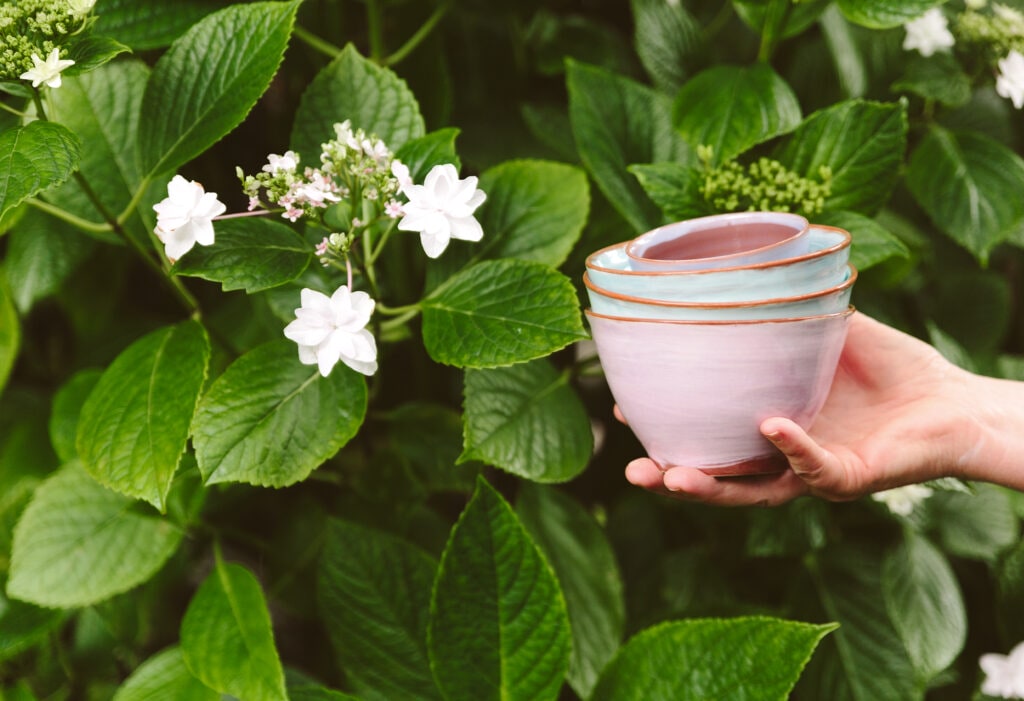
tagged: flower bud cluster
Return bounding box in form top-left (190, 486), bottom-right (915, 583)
top-left (0, 0), bottom-right (89, 83)
top-left (239, 150), bottom-right (344, 223)
top-left (957, 3), bottom-right (1024, 58)
top-left (699, 149), bottom-right (832, 217)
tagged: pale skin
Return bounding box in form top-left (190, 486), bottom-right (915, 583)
top-left (622, 312), bottom-right (1024, 506)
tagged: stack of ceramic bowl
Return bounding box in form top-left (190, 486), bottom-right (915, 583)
top-left (584, 212), bottom-right (855, 476)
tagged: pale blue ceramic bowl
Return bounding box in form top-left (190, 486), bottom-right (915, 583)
top-left (585, 225), bottom-right (851, 303)
top-left (583, 265), bottom-right (857, 321)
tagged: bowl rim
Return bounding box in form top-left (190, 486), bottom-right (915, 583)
top-left (586, 225), bottom-right (852, 277)
top-left (624, 211), bottom-right (810, 269)
top-left (583, 265), bottom-right (857, 309)
top-left (584, 305), bottom-right (857, 326)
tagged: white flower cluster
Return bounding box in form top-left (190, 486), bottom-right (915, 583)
top-left (19, 47), bottom-right (74, 89)
top-left (241, 149), bottom-right (344, 223)
top-left (870, 484), bottom-right (934, 516)
top-left (152, 175), bottom-right (226, 261)
top-left (903, 8), bottom-right (955, 57)
top-left (997, 50), bottom-right (1024, 109)
top-left (283, 286), bottom-right (378, 377)
top-left (981, 640), bottom-right (1024, 699)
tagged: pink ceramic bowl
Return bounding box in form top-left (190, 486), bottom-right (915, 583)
top-left (586, 308), bottom-right (853, 475)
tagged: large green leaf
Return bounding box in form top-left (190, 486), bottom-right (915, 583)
top-left (818, 210), bottom-right (909, 271)
top-left (516, 484), bottom-right (624, 698)
top-left (180, 561), bottom-right (287, 701)
top-left (138, 1), bottom-right (299, 176)
top-left (191, 340), bottom-right (366, 487)
top-left (0, 270), bottom-right (17, 395)
top-left (819, 4), bottom-right (868, 98)
top-left (0, 592), bottom-right (64, 662)
top-left (94, 0), bottom-right (230, 50)
top-left (317, 519), bottom-right (440, 701)
top-left (6, 464), bottom-right (183, 608)
top-left (291, 44), bottom-right (425, 163)
top-left (566, 59), bottom-right (692, 233)
top-left (733, 0), bottom-right (832, 39)
top-left (429, 477), bottom-right (571, 701)
top-left (476, 159), bottom-right (589, 267)
top-left (421, 260), bottom-right (586, 368)
top-left (892, 54), bottom-right (971, 108)
top-left (631, 0), bottom-right (702, 93)
top-left (393, 128), bottom-right (460, 184)
top-left (592, 617), bottom-right (835, 700)
top-left (4, 210), bottom-right (96, 312)
top-left (837, 0), bottom-right (943, 29)
top-left (673, 64), bottom-right (802, 165)
top-left (461, 360), bottom-right (591, 483)
top-left (384, 403), bottom-right (477, 493)
top-left (628, 162), bottom-right (713, 222)
top-left (905, 127), bottom-right (1024, 263)
top-left (76, 321), bottom-right (210, 512)
top-left (882, 533), bottom-right (965, 682)
top-left (775, 99), bottom-right (907, 216)
top-left (172, 218), bottom-right (312, 292)
top-left (112, 646), bottom-right (219, 701)
top-left (927, 485), bottom-right (1018, 561)
top-left (0, 122), bottom-right (81, 223)
top-left (48, 369), bottom-right (103, 464)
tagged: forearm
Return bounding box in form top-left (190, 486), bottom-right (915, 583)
top-left (957, 372), bottom-right (1024, 490)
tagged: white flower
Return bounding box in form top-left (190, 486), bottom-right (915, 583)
top-left (67, 0), bottom-right (96, 13)
top-left (902, 8), bottom-right (955, 57)
top-left (19, 48), bottom-right (75, 89)
top-left (152, 175), bottom-right (226, 261)
top-left (871, 484), bottom-right (934, 516)
top-left (994, 3), bottom-right (1024, 24)
top-left (283, 286), bottom-right (378, 377)
top-left (262, 151), bottom-right (299, 174)
top-left (980, 641), bottom-right (1024, 698)
top-left (397, 164), bottom-right (487, 259)
top-left (391, 160), bottom-right (412, 190)
top-left (997, 50), bottom-right (1024, 109)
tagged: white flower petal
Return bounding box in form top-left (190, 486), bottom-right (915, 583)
top-left (448, 215), bottom-right (484, 243)
top-left (420, 229), bottom-right (451, 258)
top-left (299, 288), bottom-right (332, 313)
top-left (297, 344), bottom-right (318, 366)
top-left (316, 343), bottom-right (341, 377)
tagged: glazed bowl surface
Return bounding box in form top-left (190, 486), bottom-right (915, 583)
top-left (586, 226), bottom-right (851, 303)
top-left (586, 308), bottom-right (853, 474)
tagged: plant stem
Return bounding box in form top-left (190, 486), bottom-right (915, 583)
top-left (366, 0), bottom-right (385, 63)
top-left (0, 101), bottom-right (27, 118)
top-left (293, 25), bottom-right (343, 58)
top-left (115, 172), bottom-right (152, 226)
top-left (376, 301), bottom-right (420, 316)
top-left (366, 219), bottom-right (397, 265)
top-left (385, 1), bottom-right (451, 66)
top-left (26, 197), bottom-right (112, 234)
top-left (380, 307), bottom-right (421, 332)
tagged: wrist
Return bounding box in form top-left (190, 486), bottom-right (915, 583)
top-left (954, 371), bottom-right (1024, 490)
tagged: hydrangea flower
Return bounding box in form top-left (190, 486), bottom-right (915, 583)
top-left (397, 164), bottom-right (487, 258)
top-left (19, 48), bottom-right (74, 89)
top-left (902, 8), bottom-right (955, 56)
top-left (283, 286), bottom-right (378, 377)
top-left (980, 641), bottom-right (1024, 698)
top-left (870, 484), bottom-right (934, 516)
top-left (997, 50), bottom-right (1024, 109)
top-left (262, 151), bottom-right (299, 175)
top-left (67, 0), bottom-right (96, 14)
top-left (152, 175), bottom-right (226, 261)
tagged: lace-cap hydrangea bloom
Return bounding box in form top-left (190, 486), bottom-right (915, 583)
top-left (997, 50), bottom-right (1024, 109)
top-left (19, 48), bottom-right (74, 89)
top-left (283, 286), bottom-right (378, 377)
top-left (980, 641), bottom-right (1024, 699)
top-left (902, 8), bottom-right (955, 56)
top-left (262, 151), bottom-right (299, 174)
top-left (397, 164), bottom-right (487, 259)
top-left (870, 484), bottom-right (934, 516)
top-left (67, 0), bottom-right (96, 14)
top-left (152, 175), bottom-right (227, 261)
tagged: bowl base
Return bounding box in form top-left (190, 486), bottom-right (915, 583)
top-left (696, 454), bottom-right (787, 477)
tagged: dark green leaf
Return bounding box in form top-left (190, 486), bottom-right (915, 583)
top-left (317, 519), bottom-right (440, 701)
top-left (192, 340), bottom-right (366, 487)
top-left (112, 646), bottom-right (219, 701)
top-left (629, 162), bottom-right (714, 221)
top-left (0, 591), bottom-right (63, 662)
top-left (65, 36), bottom-right (132, 76)
top-left (996, 539), bottom-right (1024, 644)
top-left (819, 5), bottom-right (868, 98)
top-left (5, 210), bottom-right (96, 312)
top-left (421, 259), bottom-right (586, 368)
top-left (461, 360), bottom-right (592, 482)
top-left (384, 403), bottom-right (477, 493)
top-left (94, 0), bottom-right (230, 50)
top-left (48, 369), bottom-right (102, 464)
top-left (429, 477), bottom-right (571, 701)
top-left (138, 1), bottom-right (299, 176)
top-left (837, 0), bottom-right (944, 29)
top-left (892, 53), bottom-right (971, 108)
top-left (288, 685), bottom-right (362, 701)
top-left (631, 0), bottom-right (702, 93)
top-left (733, 0), bottom-right (832, 38)
top-left (521, 104), bottom-right (578, 163)
top-left (393, 128), bottom-right (460, 184)
top-left (928, 484), bottom-right (1018, 561)
top-left (818, 210), bottom-right (909, 271)
top-left (76, 321), bottom-right (210, 512)
top-left (0, 271), bottom-right (17, 395)
top-left (0, 122), bottom-right (81, 223)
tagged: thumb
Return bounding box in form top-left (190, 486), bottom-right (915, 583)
top-left (760, 417), bottom-right (837, 488)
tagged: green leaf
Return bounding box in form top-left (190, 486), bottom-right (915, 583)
top-left (567, 59), bottom-right (692, 233)
top-left (745, 499), bottom-right (828, 558)
top-left (996, 539), bottom-right (1024, 644)
top-left (892, 54), bottom-right (971, 108)
top-left (421, 259), bottom-right (586, 368)
top-left (6, 464), bottom-right (183, 608)
top-left (192, 340), bottom-right (367, 487)
top-left (393, 128), bottom-right (461, 184)
top-left (631, 0), bottom-right (702, 93)
top-left (733, 0), bottom-right (832, 38)
top-left (180, 561), bottom-right (287, 701)
top-left (882, 532), bottom-right (966, 682)
top-left (172, 218), bottom-right (312, 292)
top-left (819, 5), bottom-right (868, 98)
top-left (928, 484), bottom-right (1018, 561)
top-left (461, 359), bottom-right (592, 482)
top-left (0, 270), bottom-right (17, 395)
top-left (291, 44), bottom-right (425, 164)
top-left (776, 99), bottom-right (907, 216)
top-left (65, 35), bottom-right (132, 76)
top-left (112, 646), bottom-right (219, 701)
top-left (673, 64), bottom-right (802, 165)
top-left (476, 159), bottom-right (589, 267)
top-left (521, 104), bottom-right (578, 163)
top-left (837, 0), bottom-right (943, 29)
top-left (0, 592), bottom-right (64, 662)
top-left (48, 369), bottom-right (102, 464)
top-left (288, 684), bottom-right (362, 701)
top-left (905, 127), bottom-right (1024, 263)
top-left (592, 616), bottom-right (835, 700)
top-left (76, 321), bottom-right (210, 512)
top-left (317, 519), bottom-right (441, 701)
top-left (384, 403), bottom-right (477, 493)
top-left (94, 0), bottom-right (230, 50)
top-left (516, 484), bottom-right (624, 698)
top-left (818, 211), bottom-right (909, 271)
top-left (629, 162), bottom-right (713, 221)
top-left (5, 210), bottom-right (96, 312)
top-left (138, 1), bottom-right (299, 176)
top-left (0, 121), bottom-right (81, 223)
top-left (429, 477), bottom-right (571, 701)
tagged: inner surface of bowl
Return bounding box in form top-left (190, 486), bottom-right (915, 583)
top-left (586, 308), bottom-right (854, 475)
top-left (626, 211), bottom-right (811, 272)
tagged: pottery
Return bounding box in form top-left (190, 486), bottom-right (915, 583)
top-left (583, 266), bottom-right (856, 321)
top-left (586, 226), bottom-right (851, 303)
top-left (586, 308), bottom-right (853, 475)
top-left (626, 211), bottom-right (811, 272)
